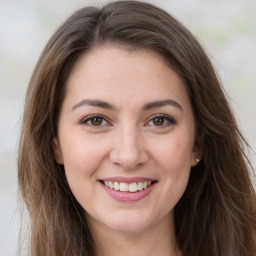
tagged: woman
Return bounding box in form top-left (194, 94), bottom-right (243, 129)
top-left (18, 1), bottom-right (256, 255)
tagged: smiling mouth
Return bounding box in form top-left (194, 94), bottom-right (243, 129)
top-left (101, 180), bottom-right (156, 193)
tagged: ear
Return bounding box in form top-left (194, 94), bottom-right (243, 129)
top-left (191, 135), bottom-right (204, 167)
top-left (52, 137), bottom-right (64, 164)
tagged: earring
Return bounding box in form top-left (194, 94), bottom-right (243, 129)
top-left (196, 158), bottom-right (200, 162)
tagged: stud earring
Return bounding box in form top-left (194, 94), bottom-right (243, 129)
top-left (196, 158), bottom-right (200, 162)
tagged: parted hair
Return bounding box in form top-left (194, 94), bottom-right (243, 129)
top-left (18, 1), bottom-right (256, 255)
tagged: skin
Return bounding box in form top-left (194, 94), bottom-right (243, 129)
top-left (52, 46), bottom-right (201, 256)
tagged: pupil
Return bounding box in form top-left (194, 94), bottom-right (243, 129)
top-left (153, 117), bottom-right (164, 126)
top-left (92, 117), bottom-right (102, 126)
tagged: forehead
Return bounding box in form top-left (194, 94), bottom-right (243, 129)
top-left (64, 46), bottom-right (191, 110)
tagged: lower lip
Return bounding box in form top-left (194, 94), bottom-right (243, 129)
top-left (100, 182), bottom-right (155, 202)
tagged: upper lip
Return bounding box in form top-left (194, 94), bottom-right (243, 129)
top-left (100, 176), bottom-right (156, 183)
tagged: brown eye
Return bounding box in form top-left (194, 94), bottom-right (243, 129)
top-left (91, 117), bottom-right (103, 126)
top-left (81, 115), bottom-right (108, 127)
top-left (153, 117), bottom-right (165, 126)
top-left (146, 114), bottom-right (176, 127)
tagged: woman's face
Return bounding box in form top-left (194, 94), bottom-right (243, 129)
top-left (53, 46), bottom-right (200, 234)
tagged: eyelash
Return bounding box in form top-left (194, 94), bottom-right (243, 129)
top-left (80, 115), bottom-right (110, 127)
top-left (145, 114), bottom-right (176, 127)
top-left (80, 114), bottom-right (176, 127)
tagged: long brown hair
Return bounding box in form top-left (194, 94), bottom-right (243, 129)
top-left (18, 1), bottom-right (256, 255)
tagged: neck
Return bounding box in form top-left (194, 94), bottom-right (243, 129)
top-left (88, 213), bottom-right (181, 256)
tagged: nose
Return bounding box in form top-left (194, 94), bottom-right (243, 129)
top-left (109, 124), bottom-right (149, 170)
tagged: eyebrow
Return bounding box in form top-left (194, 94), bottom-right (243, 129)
top-left (72, 99), bottom-right (117, 111)
top-left (72, 98), bottom-right (182, 112)
top-left (142, 99), bottom-right (182, 111)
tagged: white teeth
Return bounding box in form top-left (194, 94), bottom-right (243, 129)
top-left (109, 181), bottom-right (114, 189)
top-left (114, 181), bottom-right (120, 190)
top-left (120, 182), bottom-right (128, 192)
top-left (137, 182), bottom-right (143, 190)
top-left (128, 182), bottom-right (137, 192)
top-left (103, 180), bottom-right (153, 192)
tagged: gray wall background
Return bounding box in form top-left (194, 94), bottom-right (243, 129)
top-left (0, 0), bottom-right (255, 255)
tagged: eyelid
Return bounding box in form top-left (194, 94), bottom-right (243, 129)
top-left (79, 113), bottom-right (176, 127)
top-left (145, 114), bottom-right (177, 126)
top-left (80, 114), bottom-right (111, 126)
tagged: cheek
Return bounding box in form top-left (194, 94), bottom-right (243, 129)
top-left (61, 137), bottom-right (110, 208)
top-left (60, 135), bottom-right (109, 181)
top-left (150, 133), bottom-right (193, 201)
top-left (156, 140), bottom-right (192, 189)
top-left (151, 133), bottom-right (194, 168)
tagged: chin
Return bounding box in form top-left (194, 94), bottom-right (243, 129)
top-left (100, 211), bottom-right (158, 234)
top-left (107, 221), bottom-right (150, 234)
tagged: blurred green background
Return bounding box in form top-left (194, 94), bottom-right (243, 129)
top-left (0, 0), bottom-right (255, 255)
